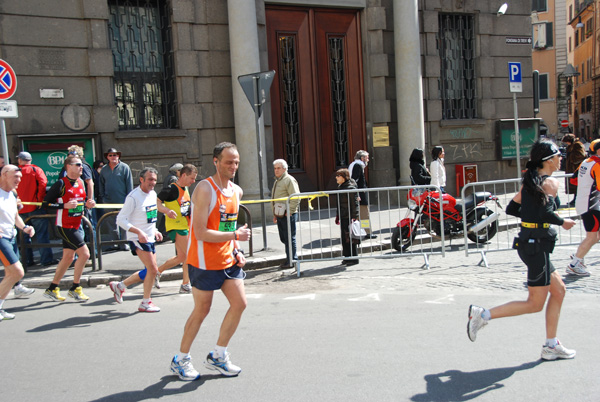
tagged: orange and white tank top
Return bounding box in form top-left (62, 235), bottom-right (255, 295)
top-left (187, 177), bottom-right (240, 270)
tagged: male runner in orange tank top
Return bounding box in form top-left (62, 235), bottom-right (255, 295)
top-left (170, 142), bottom-right (251, 381)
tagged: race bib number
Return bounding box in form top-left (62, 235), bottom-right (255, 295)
top-left (68, 198), bottom-right (84, 217)
top-left (68, 203), bottom-right (84, 217)
top-left (219, 212), bottom-right (237, 232)
top-left (145, 205), bottom-right (158, 223)
top-left (180, 200), bottom-right (191, 217)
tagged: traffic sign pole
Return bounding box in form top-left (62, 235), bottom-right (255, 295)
top-left (508, 62), bottom-right (523, 177)
top-left (1, 119), bottom-right (9, 164)
top-left (513, 92), bottom-right (521, 176)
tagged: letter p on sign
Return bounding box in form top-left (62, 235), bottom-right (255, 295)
top-left (508, 62), bottom-right (522, 93)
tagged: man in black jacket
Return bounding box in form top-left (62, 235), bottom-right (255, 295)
top-left (349, 150), bottom-right (376, 239)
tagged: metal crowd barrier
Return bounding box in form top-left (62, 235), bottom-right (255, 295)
top-left (282, 184), bottom-right (446, 277)
top-left (460, 172), bottom-right (584, 267)
top-left (19, 214), bottom-right (97, 272)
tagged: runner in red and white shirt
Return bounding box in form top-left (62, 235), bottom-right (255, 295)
top-left (42, 155), bottom-right (96, 302)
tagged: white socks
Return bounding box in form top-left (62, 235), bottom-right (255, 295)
top-left (214, 345), bottom-right (228, 359)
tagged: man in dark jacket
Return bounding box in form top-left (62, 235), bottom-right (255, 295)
top-left (349, 150), bottom-right (376, 239)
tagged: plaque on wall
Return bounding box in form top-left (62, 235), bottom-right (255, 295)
top-left (373, 126), bottom-right (389, 147)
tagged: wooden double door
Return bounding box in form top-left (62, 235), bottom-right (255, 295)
top-left (266, 6), bottom-right (365, 192)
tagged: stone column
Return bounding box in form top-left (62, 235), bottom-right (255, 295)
top-left (227, 0), bottom-right (267, 198)
top-left (393, 0), bottom-right (425, 185)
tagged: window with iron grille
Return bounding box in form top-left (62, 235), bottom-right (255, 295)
top-left (108, 0), bottom-right (177, 130)
top-left (438, 14), bottom-right (477, 120)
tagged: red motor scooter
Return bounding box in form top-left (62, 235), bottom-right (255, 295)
top-left (391, 188), bottom-right (501, 251)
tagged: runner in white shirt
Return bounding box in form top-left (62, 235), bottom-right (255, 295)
top-left (109, 168), bottom-right (176, 312)
top-left (0, 165), bottom-right (35, 321)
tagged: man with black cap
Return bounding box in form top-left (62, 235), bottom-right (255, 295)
top-left (99, 148), bottom-right (133, 250)
top-left (16, 151), bottom-right (56, 266)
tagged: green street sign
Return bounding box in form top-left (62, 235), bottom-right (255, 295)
top-left (21, 137), bottom-right (96, 185)
top-left (498, 119), bottom-right (540, 160)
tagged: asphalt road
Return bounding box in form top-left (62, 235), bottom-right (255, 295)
top-left (3, 248), bottom-right (600, 402)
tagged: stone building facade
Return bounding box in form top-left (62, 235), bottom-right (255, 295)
top-left (0, 0), bottom-right (534, 205)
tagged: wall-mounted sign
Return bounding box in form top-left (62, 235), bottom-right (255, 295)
top-left (506, 36), bottom-right (532, 45)
top-left (39, 88), bottom-right (64, 99)
top-left (497, 118), bottom-right (540, 160)
top-left (0, 100), bottom-right (18, 118)
top-left (373, 126), bottom-right (389, 147)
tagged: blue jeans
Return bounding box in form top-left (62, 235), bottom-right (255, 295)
top-left (19, 209), bottom-right (54, 265)
top-left (276, 213), bottom-right (297, 262)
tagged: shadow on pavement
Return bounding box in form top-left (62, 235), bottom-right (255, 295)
top-left (26, 310), bottom-right (134, 332)
top-left (410, 360), bottom-right (542, 402)
top-left (89, 374), bottom-right (225, 401)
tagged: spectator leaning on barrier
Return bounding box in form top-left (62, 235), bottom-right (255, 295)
top-left (271, 159), bottom-right (300, 268)
top-left (349, 150), bottom-right (376, 239)
top-left (99, 147), bottom-right (133, 251)
top-left (16, 151), bottom-right (57, 266)
top-left (561, 134), bottom-right (586, 206)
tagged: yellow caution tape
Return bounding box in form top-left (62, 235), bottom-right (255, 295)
top-left (21, 192), bottom-right (329, 211)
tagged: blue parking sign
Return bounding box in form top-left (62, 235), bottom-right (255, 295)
top-left (508, 62), bottom-right (522, 92)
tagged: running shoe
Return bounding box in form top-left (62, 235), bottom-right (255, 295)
top-left (179, 283), bottom-right (192, 294)
top-left (170, 356), bottom-right (201, 381)
top-left (44, 288), bottom-right (66, 302)
top-left (138, 300), bottom-right (160, 312)
top-left (0, 310), bottom-right (16, 320)
top-left (14, 284), bottom-right (35, 298)
top-left (68, 286), bottom-right (90, 301)
top-left (566, 260), bottom-right (591, 276)
top-left (541, 341), bottom-right (576, 360)
top-left (109, 281), bottom-right (125, 304)
top-left (467, 304), bottom-right (487, 342)
top-left (154, 272), bottom-right (161, 289)
top-left (204, 351), bottom-right (241, 376)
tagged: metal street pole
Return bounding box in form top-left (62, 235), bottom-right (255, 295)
top-left (513, 92), bottom-right (521, 176)
top-left (1, 118), bottom-right (9, 164)
top-left (252, 76), bottom-right (268, 249)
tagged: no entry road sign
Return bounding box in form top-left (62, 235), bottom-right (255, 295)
top-left (0, 59), bottom-right (17, 100)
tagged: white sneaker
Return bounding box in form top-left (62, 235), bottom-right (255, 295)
top-left (109, 281), bottom-right (125, 304)
top-left (138, 300), bottom-right (160, 312)
top-left (179, 283), bottom-right (192, 294)
top-left (154, 272), bottom-right (161, 289)
top-left (566, 260), bottom-right (591, 277)
top-left (204, 351), bottom-right (241, 376)
top-left (467, 304), bottom-right (487, 342)
top-left (0, 309), bottom-right (16, 320)
top-left (14, 284), bottom-right (35, 298)
top-left (170, 356), bottom-right (201, 381)
top-left (541, 341), bottom-right (576, 360)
